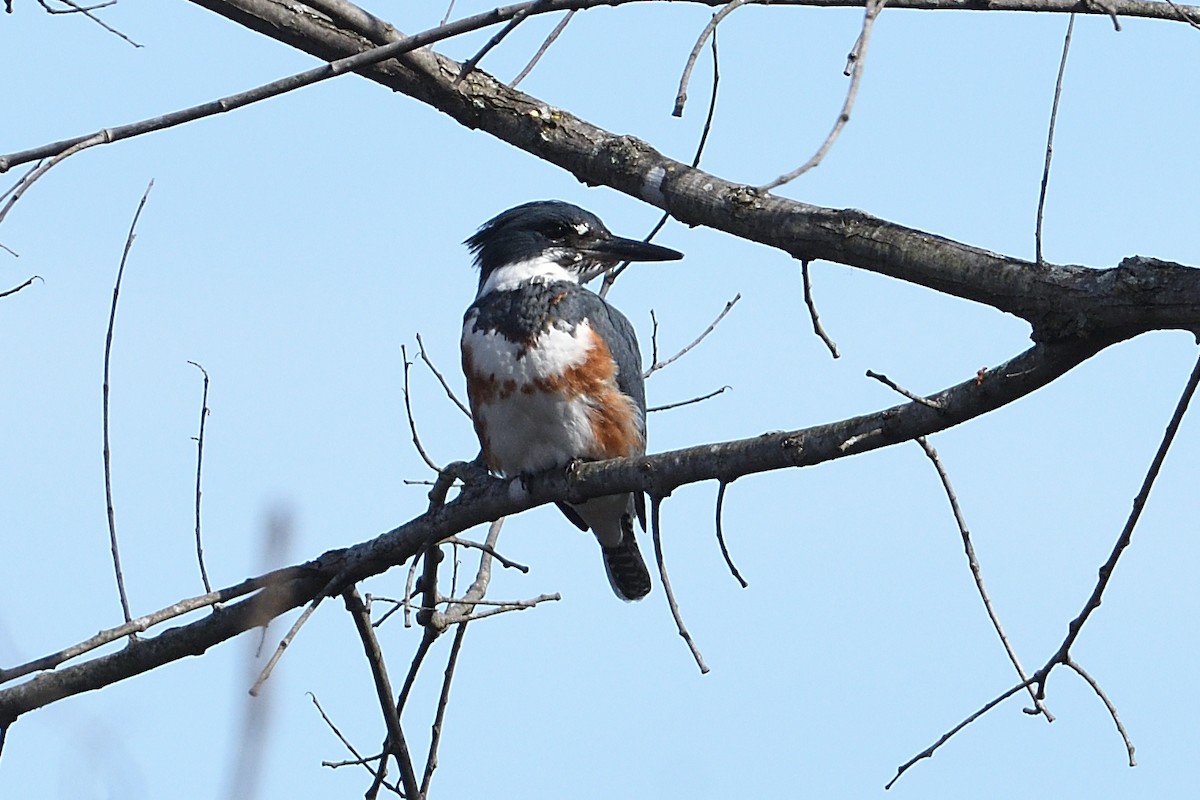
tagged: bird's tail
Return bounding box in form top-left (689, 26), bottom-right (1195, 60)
top-left (602, 517), bottom-right (652, 601)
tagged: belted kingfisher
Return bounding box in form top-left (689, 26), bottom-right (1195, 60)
top-left (460, 201), bottom-right (683, 600)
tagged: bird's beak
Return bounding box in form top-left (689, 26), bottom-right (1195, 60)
top-left (585, 236), bottom-right (683, 263)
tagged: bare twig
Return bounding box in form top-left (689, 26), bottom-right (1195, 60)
top-left (650, 497), bottom-right (709, 674)
top-left (714, 481), bottom-right (748, 588)
top-left (401, 344), bottom-right (441, 472)
top-left (1163, 0), bottom-right (1200, 30)
top-left (800, 259), bottom-right (840, 358)
top-left (647, 385), bottom-right (730, 413)
top-left (0, 132), bottom-right (110, 224)
top-left (759, 0), bottom-right (887, 190)
top-left (915, 436), bottom-right (1049, 718)
top-left (866, 370), bottom-right (944, 410)
top-left (1065, 658), bottom-right (1136, 766)
top-left (441, 593), bottom-right (559, 623)
top-left (1036, 351), bottom-right (1200, 695)
top-left (1036, 13), bottom-right (1075, 265)
top-left (0, 275), bottom-right (42, 299)
top-left (0, 565), bottom-right (310, 684)
top-left (415, 332), bottom-right (471, 418)
top-left (188, 361), bottom-right (215, 595)
top-left (0, 243), bottom-right (18, 257)
top-left (444, 536), bottom-right (530, 572)
top-left (103, 180), bottom-right (153, 628)
top-left (601, 28), bottom-right (719, 295)
top-left (511, 9), bottom-right (576, 87)
top-left (454, 0), bottom-right (552, 84)
top-left (643, 294), bottom-right (741, 378)
top-left (421, 624), bottom-right (467, 796)
top-left (886, 677), bottom-right (1035, 789)
top-left (0, 161), bottom-right (41, 205)
top-left (0, 1), bottom-right (585, 176)
top-left (311, 693), bottom-right (400, 791)
top-left (36, 0), bottom-right (141, 47)
top-left (344, 587), bottom-right (422, 800)
top-left (674, 0), bottom-right (744, 116)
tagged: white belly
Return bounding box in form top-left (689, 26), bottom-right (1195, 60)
top-left (462, 314), bottom-right (601, 476)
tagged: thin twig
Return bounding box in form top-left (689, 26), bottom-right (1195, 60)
top-left (714, 481), bottom-right (748, 588)
top-left (650, 497), bottom-right (709, 674)
top-left (344, 587), bottom-right (422, 800)
top-left (421, 624), bottom-right (468, 796)
top-left (601, 29), bottom-right (719, 295)
top-left (415, 332), bottom-right (471, 418)
top-left (454, 0), bottom-right (551, 84)
top-left (444, 536), bottom-right (530, 572)
top-left (1036, 13), bottom-right (1075, 265)
top-left (0, 132), bottom-right (110, 225)
top-left (37, 0), bottom-right (141, 47)
top-left (401, 344), bottom-right (441, 472)
top-left (674, 0), bottom-right (744, 116)
top-left (249, 567), bottom-right (350, 696)
top-left (103, 180), bottom-right (153, 629)
top-left (915, 436), bottom-right (1049, 719)
top-left (800, 259), bottom-right (840, 358)
top-left (760, 0), bottom-right (887, 190)
top-left (1065, 658), bottom-right (1136, 766)
top-left (1163, 0), bottom-right (1200, 30)
top-left (310, 693), bottom-right (400, 791)
top-left (0, 565), bottom-right (311, 684)
top-left (511, 9), bottom-right (576, 87)
top-left (1037, 351), bottom-right (1200, 695)
top-left (441, 593), bottom-right (560, 623)
top-left (0, 160), bottom-right (41, 204)
top-left (0, 275), bottom-right (42, 299)
top-left (0, 1), bottom-right (585, 176)
top-left (643, 294), bottom-right (741, 378)
top-left (866, 370), bottom-right (944, 410)
top-left (886, 677), bottom-right (1035, 789)
top-left (188, 361), bottom-right (215, 595)
top-left (647, 385), bottom-right (730, 413)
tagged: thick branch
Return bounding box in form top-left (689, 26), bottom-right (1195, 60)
top-left (0, 336), bottom-right (1110, 726)
top-left (179, 0), bottom-right (1200, 342)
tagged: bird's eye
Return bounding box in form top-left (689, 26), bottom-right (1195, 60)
top-left (541, 222), bottom-right (572, 241)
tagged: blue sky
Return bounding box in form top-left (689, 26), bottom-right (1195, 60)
top-left (1, 2), bottom-right (1198, 798)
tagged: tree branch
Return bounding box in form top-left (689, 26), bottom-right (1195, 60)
top-left (161, 0), bottom-right (1200, 343)
top-left (0, 335), bottom-right (1112, 726)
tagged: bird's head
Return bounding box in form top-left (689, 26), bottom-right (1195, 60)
top-left (466, 200), bottom-right (682, 295)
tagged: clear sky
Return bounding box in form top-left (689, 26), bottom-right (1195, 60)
top-left (2, 2), bottom-right (1198, 798)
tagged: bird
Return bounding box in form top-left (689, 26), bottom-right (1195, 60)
top-left (459, 200), bottom-right (683, 601)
